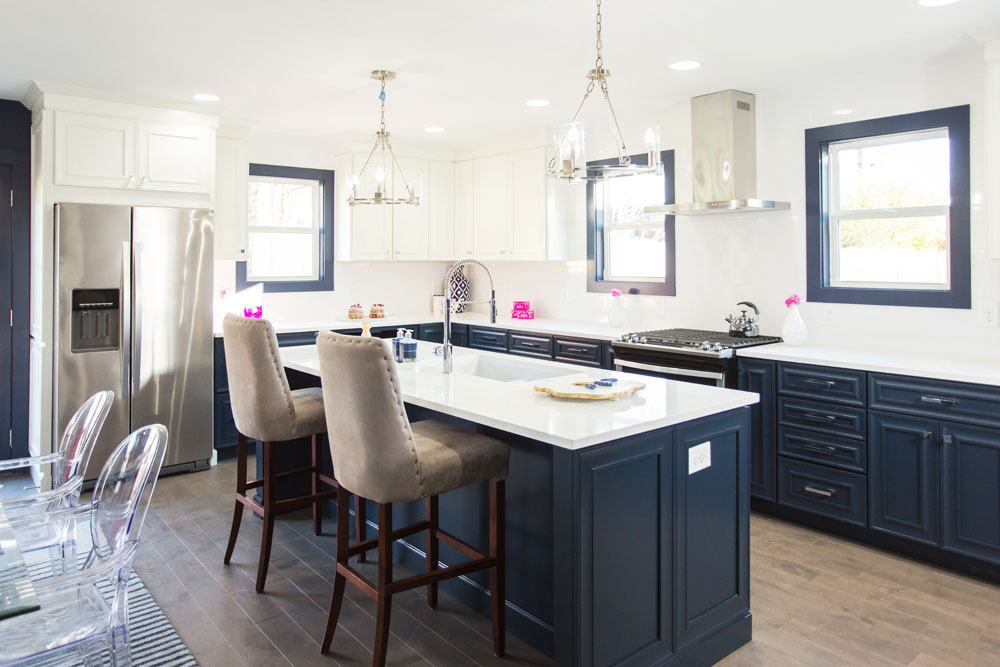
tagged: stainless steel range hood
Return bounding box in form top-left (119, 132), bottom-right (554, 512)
top-left (644, 90), bottom-right (790, 216)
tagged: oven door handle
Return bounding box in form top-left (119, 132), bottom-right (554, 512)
top-left (615, 359), bottom-right (726, 381)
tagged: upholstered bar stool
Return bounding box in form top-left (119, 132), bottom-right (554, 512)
top-left (315, 331), bottom-right (510, 666)
top-left (221, 313), bottom-right (343, 593)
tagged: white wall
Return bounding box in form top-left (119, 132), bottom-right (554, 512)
top-left (467, 44), bottom-right (1000, 355)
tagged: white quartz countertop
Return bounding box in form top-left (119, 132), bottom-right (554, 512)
top-left (214, 312), bottom-right (628, 341)
top-left (281, 340), bottom-right (757, 450)
top-left (737, 343), bottom-right (1000, 387)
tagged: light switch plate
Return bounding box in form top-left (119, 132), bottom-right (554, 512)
top-left (689, 441), bottom-right (711, 475)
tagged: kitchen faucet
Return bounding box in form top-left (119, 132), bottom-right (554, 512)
top-left (437, 259), bottom-right (497, 373)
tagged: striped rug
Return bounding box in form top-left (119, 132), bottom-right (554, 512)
top-left (23, 558), bottom-right (198, 666)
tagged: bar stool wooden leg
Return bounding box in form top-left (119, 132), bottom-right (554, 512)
top-left (373, 502), bottom-right (394, 667)
top-left (425, 496), bottom-right (439, 609)
top-left (355, 494), bottom-right (367, 563)
top-left (321, 491), bottom-right (351, 654)
top-left (311, 434), bottom-right (322, 536)
top-left (490, 478), bottom-right (506, 657)
top-left (224, 433), bottom-right (248, 564)
top-left (256, 441), bottom-right (276, 594)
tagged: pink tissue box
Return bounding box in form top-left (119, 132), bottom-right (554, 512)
top-left (511, 309), bottom-right (535, 319)
top-left (513, 301), bottom-right (531, 311)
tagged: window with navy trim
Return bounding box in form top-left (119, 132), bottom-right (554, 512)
top-left (586, 150), bottom-right (676, 296)
top-left (805, 106), bottom-right (970, 309)
top-left (236, 163), bottom-right (334, 293)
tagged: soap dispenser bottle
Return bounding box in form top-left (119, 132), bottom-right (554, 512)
top-left (392, 328), bottom-right (407, 363)
top-left (402, 329), bottom-right (417, 363)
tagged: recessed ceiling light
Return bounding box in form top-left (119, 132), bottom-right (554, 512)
top-left (525, 99), bottom-right (550, 107)
top-left (193, 93), bottom-right (220, 102)
top-left (424, 126), bottom-right (445, 133)
top-left (917, 0), bottom-right (960, 6)
top-left (832, 108), bottom-right (853, 116)
top-left (669, 60), bottom-right (702, 71)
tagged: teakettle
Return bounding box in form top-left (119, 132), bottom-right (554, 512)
top-left (725, 301), bottom-right (760, 338)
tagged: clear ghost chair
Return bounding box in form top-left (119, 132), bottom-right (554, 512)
top-left (0, 424), bottom-right (168, 667)
top-left (0, 390), bottom-right (114, 516)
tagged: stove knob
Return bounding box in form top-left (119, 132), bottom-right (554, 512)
top-left (631, 334), bottom-right (642, 343)
top-left (713, 343), bottom-right (724, 352)
top-left (640, 336), bottom-right (648, 344)
top-left (701, 341), bottom-right (712, 351)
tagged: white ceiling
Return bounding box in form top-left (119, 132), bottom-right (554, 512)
top-left (2, 0), bottom-right (998, 149)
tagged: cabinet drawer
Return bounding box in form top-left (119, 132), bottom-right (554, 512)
top-left (276, 330), bottom-right (320, 347)
top-left (509, 333), bottom-right (553, 359)
top-left (778, 458), bottom-right (867, 527)
top-left (469, 326), bottom-right (509, 353)
top-left (417, 322), bottom-right (444, 343)
top-left (778, 427), bottom-right (867, 473)
top-left (869, 374), bottom-right (1000, 428)
top-left (214, 392), bottom-right (239, 450)
top-left (554, 337), bottom-right (602, 367)
top-left (778, 397), bottom-right (866, 440)
top-left (778, 363), bottom-right (866, 406)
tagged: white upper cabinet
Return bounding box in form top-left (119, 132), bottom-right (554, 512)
top-left (507, 147), bottom-right (546, 260)
top-left (214, 136), bottom-right (249, 261)
top-left (428, 161), bottom-right (456, 261)
top-left (473, 154), bottom-right (509, 260)
top-left (138, 122), bottom-right (213, 193)
top-left (473, 148), bottom-right (548, 260)
top-left (453, 160), bottom-right (475, 260)
top-left (351, 156), bottom-right (393, 260)
top-left (54, 111), bottom-right (136, 189)
top-left (391, 157), bottom-right (430, 260)
top-left (51, 109), bottom-right (215, 196)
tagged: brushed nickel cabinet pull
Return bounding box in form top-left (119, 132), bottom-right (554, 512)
top-left (804, 485), bottom-right (834, 497)
top-left (921, 395), bottom-right (958, 407)
top-left (803, 378), bottom-right (836, 388)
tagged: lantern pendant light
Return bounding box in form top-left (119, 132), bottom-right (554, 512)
top-left (348, 70), bottom-right (420, 206)
top-left (549, 0), bottom-right (662, 182)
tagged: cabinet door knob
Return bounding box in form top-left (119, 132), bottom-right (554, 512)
top-left (126, 175), bottom-right (136, 186)
top-left (140, 176), bottom-right (149, 184)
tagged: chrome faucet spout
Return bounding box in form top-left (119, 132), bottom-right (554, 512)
top-left (441, 260), bottom-right (497, 373)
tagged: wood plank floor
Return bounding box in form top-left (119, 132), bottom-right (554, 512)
top-left (29, 458), bottom-right (1000, 666)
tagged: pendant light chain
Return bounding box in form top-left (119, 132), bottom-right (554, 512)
top-left (595, 0), bottom-right (603, 71)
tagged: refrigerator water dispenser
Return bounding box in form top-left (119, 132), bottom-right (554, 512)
top-left (71, 288), bottom-right (120, 352)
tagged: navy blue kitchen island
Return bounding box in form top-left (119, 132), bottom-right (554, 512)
top-left (281, 341), bottom-right (757, 666)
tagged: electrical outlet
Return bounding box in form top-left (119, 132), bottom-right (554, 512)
top-left (821, 305), bottom-right (835, 326)
top-left (984, 305), bottom-right (998, 328)
top-left (688, 441), bottom-right (711, 475)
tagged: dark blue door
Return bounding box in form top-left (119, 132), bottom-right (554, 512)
top-left (0, 166), bottom-right (10, 460)
top-left (942, 422), bottom-right (1000, 565)
top-left (869, 411), bottom-right (940, 545)
top-left (738, 359), bottom-right (776, 501)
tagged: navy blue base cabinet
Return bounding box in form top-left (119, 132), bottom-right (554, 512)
top-left (751, 361), bottom-right (1000, 581)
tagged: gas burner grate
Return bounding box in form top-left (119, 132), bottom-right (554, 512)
top-left (630, 328), bottom-right (782, 349)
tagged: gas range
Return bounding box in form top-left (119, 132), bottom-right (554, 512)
top-left (614, 328), bottom-right (783, 359)
top-left (611, 329), bottom-right (783, 388)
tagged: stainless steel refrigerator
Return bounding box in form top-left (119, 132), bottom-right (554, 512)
top-left (54, 203), bottom-right (214, 481)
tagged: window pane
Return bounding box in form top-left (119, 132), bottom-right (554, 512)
top-left (247, 232), bottom-right (316, 280)
top-left (836, 132), bottom-right (949, 210)
top-left (837, 216), bottom-right (947, 285)
top-left (248, 178), bottom-right (319, 229)
top-left (606, 228), bottom-right (665, 280)
top-left (605, 172), bottom-right (663, 225)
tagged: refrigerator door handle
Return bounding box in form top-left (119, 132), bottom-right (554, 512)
top-left (121, 241), bottom-right (131, 397)
top-left (132, 242), bottom-right (142, 395)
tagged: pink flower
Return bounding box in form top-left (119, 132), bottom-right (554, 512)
top-left (610, 289), bottom-right (622, 297)
top-left (784, 294), bottom-right (803, 308)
